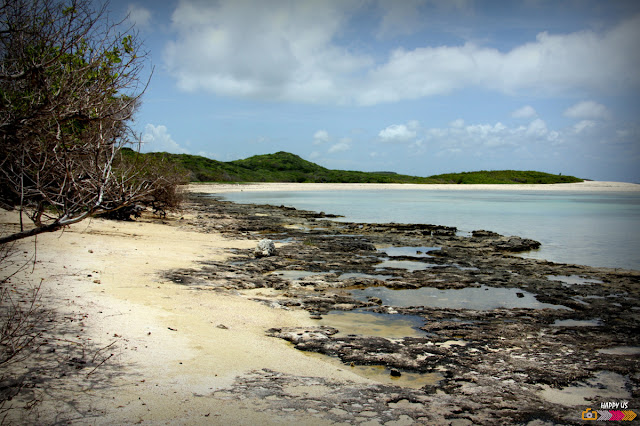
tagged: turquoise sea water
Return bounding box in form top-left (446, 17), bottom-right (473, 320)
top-left (218, 189), bottom-right (640, 271)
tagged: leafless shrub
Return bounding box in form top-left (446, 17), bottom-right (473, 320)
top-left (0, 241), bottom-right (48, 416)
top-left (99, 149), bottom-right (190, 220)
top-left (0, 0), bottom-right (180, 244)
top-left (0, 0), bottom-right (156, 417)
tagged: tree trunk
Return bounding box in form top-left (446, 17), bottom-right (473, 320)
top-left (0, 222), bottom-right (63, 245)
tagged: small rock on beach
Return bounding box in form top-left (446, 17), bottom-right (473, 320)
top-left (254, 239), bottom-right (277, 258)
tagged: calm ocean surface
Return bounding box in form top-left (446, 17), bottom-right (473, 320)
top-left (218, 189), bottom-right (640, 271)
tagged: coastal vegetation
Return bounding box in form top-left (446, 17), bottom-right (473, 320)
top-left (140, 150), bottom-right (583, 184)
top-left (0, 0), bottom-right (185, 244)
top-left (427, 170), bottom-right (584, 184)
top-left (0, 0), bottom-right (183, 414)
top-left (139, 150), bottom-right (434, 183)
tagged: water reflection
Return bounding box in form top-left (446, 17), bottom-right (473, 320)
top-left (338, 272), bottom-right (395, 281)
top-left (375, 259), bottom-right (439, 271)
top-left (378, 246), bottom-right (441, 258)
top-left (597, 346), bottom-right (640, 355)
top-left (547, 275), bottom-right (604, 286)
top-left (552, 319), bottom-right (602, 327)
top-left (352, 285), bottom-right (567, 309)
top-left (317, 310), bottom-right (426, 338)
top-left (300, 350), bottom-right (443, 389)
top-left (268, 270), bottom-right (327, 280)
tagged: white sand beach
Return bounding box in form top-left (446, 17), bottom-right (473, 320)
top-left (188, 180), bottom-right (640, 194)
top-left (0, 209), bottom-right (372, 424)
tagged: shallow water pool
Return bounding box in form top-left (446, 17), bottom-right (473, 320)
top-left (547, 275), bottom-right (604, 286)
top-left (377, 246), bottom-right (441, 258)
top-left (375, 259), bottom-right (439, 271)
top-left (317, 310), bottom-right (426, 338)
top-left (351, 285), bottom-right (567, 309)
top-left (300, 350), bottom-right (443, 389)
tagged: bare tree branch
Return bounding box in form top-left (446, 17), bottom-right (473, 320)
top-left (0, 0), bottom-right (179, 242)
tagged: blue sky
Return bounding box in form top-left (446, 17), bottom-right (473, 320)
top-left (107, 0), bottom-right (640, 182)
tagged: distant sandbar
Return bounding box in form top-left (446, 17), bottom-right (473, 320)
top-left (188, 180), bottom-right (640, 194)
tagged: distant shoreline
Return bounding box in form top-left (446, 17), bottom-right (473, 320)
top-left (187, 180), bottom-right (640, 194)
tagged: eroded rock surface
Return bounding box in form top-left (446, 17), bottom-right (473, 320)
top-left (167, 194), bottom-right (640, 424)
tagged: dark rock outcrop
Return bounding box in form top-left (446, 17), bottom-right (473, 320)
top-left (166, 193), bottom-right (640, 424)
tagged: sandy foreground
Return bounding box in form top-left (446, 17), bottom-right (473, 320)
top-left (187, 180), bottom-right (640, 194)
top-left (0, 209), bottom-right (375, 425)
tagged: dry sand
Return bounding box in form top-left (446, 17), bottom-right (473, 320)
top-left (0, 210), bottom-right (371, 424)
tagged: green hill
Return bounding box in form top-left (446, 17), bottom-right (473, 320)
top-left (128, 150), bottom-right (582, 184)
top-left (228, 152), bottom-right (435, 183)
top-left (427, 170), bottom-right (584, 184)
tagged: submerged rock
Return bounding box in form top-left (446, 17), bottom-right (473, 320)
top-left (471, 229), bottom-right (501, 238)
top-left (492, 236), bottom-right (541, 252)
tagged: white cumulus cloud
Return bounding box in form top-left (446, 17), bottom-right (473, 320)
top-left (418, 117), bottom-right (564, 158)
top-left (164, 1), bottom-right (640, 105)
top-left (573, 120), bottom-right (596, 133)
top-left (526, 119), bottom-right (548, 137)
top-left (564, 101), bottom-right (611, 120)
top-left (512, 105), bottom-right (537, 119)
top-left (328, 138), bottom-right (352, 153)
top-left (141, 124), bottom-right (189, 153)
top-left (449, 118), bottom-right (465, 128)
top-left (313, 130), bottom-right (330, 144)
top-left (379, 122), bottom-right (419, 143)
top-left (165, 0), bottom-right (370, 103)
top-left (127, 4), bottom-right (152, 28)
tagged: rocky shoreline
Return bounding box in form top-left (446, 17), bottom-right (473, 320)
top-left (168, 193), bottom-right (639, 424)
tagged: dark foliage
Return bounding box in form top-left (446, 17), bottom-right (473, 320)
top-left (427, 170), bottom-right (583, 184)
top-left (0, 0), bottom-right (189, 243)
